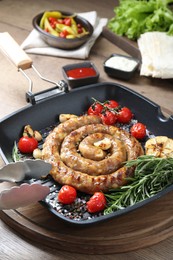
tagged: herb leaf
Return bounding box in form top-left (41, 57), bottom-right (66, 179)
top-left (12, 141), bottom-right (20, 162)
top-left (104, 155), bottom-right (173, 214)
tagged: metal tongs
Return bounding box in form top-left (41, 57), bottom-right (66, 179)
top-left (0, 32), bottom-right (68, 105)
top-left (0, 159), bottom-right (52, 210)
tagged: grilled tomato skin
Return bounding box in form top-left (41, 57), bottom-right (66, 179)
top-left (100, 110), bottom-right (118, 125)
top-left (87, 103), bottom-right (103, 116)
top-left (117, 107), bottom-right (133, 124)
top-left (58, 185), bottom-right (77, 204)
top-left (87, 192), bottom-right (106, 213)
top-left (104, 100), bottom-right (119, 109)
top-left (130, 122), bottom-right (146, 139)
top-left (18, 136), bottom-right (38, 154)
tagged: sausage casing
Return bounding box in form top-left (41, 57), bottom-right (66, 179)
top-left (42, 115), bottom-right (144, 194)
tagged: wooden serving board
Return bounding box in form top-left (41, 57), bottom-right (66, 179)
top-left (1, 182), bottom-right (173, 254)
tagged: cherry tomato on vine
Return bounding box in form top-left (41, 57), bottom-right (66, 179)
top-left (58, 185), bottom-right (77, 204)
top-left (130, 122), bottom-right (146, 139)
top-left (104, 100), bottom-right (119, 109)
top-left (87, 102), bottom-right (103, 116)
top-left (87, 192), bottom-right (106, 213)
top-left (117, 107), bottom-right (133, 124)
top-left (18, 136), bottom-right (38, 154)
top-left (100, 110), bottom-right (118, 125)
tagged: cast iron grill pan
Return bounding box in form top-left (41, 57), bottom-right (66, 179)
top-left (0, 82), bottom-right (173, 225)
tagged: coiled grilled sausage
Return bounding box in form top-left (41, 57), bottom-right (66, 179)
top-left (42, 115), bottom-right (144, 194)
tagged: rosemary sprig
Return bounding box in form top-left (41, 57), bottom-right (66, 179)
top-left (104, 155), bottom-right (173, 215)
top-left (12, 141), bottom-right (20, 162)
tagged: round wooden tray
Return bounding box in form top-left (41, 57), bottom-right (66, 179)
top-left (1, 182), bottom-right (173, 254)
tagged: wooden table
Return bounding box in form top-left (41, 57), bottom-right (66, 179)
top-left (0, 0), bottom-right (173, 259)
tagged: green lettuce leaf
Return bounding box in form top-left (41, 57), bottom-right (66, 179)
top-left (108, 0), bottom-right (173, 40)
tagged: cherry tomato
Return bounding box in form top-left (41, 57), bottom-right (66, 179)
top-left (87, 192), bottom-right (106, 213)
top-left (117, 107), bottom-right (133, 124)
top-left (130, 122), bottom-right (146, 139)
top-left (18, 136), bottom-right (38, 154)
top-left (100, 110), bottom-right (118, 125)
top-left (58, 185), bottom-right (77, 204)
top-left (87, 102), bottom-right (103, 116)
top-left (104, 100), bottom-right (119, 109)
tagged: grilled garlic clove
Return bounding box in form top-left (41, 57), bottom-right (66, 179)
top-left (94, 138), bottom-right (112, 150)
top-left (33, 148), bottom-right (42, 159)
top-left (145, 136), bottom-right (173, 158)
top-left (33, 130), bottom-right (42, 141)
top-left (23, 124), bottom-right (34, 137)
top-left (23, 125), bottom-right (42, 141)
top-left (59, 114), bottom-right (78, 123)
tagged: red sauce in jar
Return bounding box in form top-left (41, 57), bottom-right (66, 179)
top-left (66, 67), bottom-right (96, 79)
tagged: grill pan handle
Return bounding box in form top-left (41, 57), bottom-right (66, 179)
top-left (0, 32), bottom-right (69, 105)
top-left (0, 32), bottom-right (33, 70)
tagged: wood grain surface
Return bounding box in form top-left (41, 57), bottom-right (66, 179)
top-left (1, 0), bottom-right (173, 259)
top-left (1, 182), bottom-right (173, 255)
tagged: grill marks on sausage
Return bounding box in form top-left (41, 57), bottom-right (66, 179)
top-left (60, 124), bottom-right (127, 175)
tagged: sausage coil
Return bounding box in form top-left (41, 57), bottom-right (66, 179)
top-left (42, 115), bottom-right (144, 194)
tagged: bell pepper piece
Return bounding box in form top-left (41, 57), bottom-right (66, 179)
top-left (71, 18), bottom-right (78, 34)
top-left (66, 34), bottom-right (75, 39)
